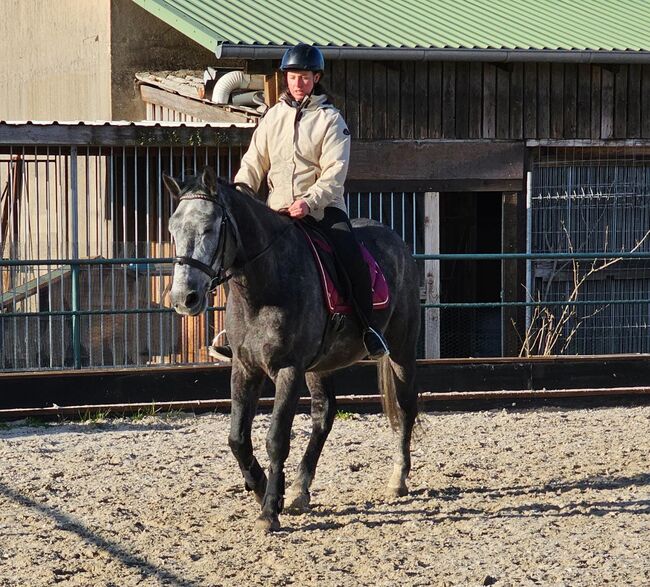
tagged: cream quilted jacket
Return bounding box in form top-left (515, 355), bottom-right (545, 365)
top-left (234, 93), bottom-right (350, 221)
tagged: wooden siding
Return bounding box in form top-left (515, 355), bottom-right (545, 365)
top-left (326, 61), bottom-right (650, 141)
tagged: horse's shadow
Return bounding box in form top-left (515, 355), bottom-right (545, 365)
top-left (292, 472), bottom-right (650, 531)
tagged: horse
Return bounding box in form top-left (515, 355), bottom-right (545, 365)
top-left (165, 167), bottom-right (420, 532)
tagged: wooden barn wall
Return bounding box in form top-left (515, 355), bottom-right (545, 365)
top-left (325, 61), bottom-right (650, 141)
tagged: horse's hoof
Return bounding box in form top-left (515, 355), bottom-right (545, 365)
top-left (284, 491), bottom-right (311, 514)
top-left (255, 513), bottom-right (281, 532)
top-left (386, 484), bottom-right (408, 498)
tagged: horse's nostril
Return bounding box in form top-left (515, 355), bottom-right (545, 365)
top-left (185, 291), bottom-right (199, 308)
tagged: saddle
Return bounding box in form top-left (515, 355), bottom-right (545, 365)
top-left (296, 222), bottom-right (390, 315)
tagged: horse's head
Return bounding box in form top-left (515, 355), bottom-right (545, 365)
top-left (165, 167), bottom-right (236, 316)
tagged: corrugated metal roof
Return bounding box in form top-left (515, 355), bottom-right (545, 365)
top-left (133, 0), bottom-right (650, 52)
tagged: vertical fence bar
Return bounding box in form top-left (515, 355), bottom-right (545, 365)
top-left (525, 170), bottom-right (533, 335)
top-left (70, 146), bottom-right (81, 368)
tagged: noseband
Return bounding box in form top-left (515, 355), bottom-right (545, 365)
top-left (173, 192), bottom-right (235, 291)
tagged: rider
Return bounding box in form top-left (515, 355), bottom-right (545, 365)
top-left (209, 43), bottom-right (389, 360)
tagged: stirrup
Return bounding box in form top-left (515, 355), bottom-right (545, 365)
top-left (208, 344), bottom-right (232, 362)
top-left (364, 327), bottom-right (390, 360)
top-left (209, 330), bottom-right (232, 362)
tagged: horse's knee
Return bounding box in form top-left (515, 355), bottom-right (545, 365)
top-left (228, 433), bottom-right (249, 462)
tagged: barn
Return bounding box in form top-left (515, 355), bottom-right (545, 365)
top-left (2, 0), bottom-right (650, 403)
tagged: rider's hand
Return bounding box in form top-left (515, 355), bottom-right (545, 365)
top-left (287, 200), bottom-right (310, 219)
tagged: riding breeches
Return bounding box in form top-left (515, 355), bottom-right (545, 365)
top-left (315, 206), bottom-right (373, 327)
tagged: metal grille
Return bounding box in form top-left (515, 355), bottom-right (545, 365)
top-left (1, 141), bottom-right (243, 370)
top-left (529, 147), bottom-right (650, 355)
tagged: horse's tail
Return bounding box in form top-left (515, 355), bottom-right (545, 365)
top-left (377, 355), bottom-right (400, 431)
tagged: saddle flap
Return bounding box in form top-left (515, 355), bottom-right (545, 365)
top-left (297, 222), bottom-right (390, 315)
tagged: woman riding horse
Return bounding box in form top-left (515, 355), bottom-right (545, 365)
top-left (210, 43), bottom-right (389, 361)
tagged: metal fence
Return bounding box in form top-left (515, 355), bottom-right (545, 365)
top-left (3, 123), bottom-right (650, 371)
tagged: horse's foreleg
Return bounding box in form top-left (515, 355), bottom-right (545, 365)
top-left (285, 372), bottom-right (336, 513)
top-left (255, 366), bottom-right (303, 532)
top-left (228, 366), bottom-right (270, 504)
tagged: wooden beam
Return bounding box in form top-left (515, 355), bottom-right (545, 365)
top-left (423, 192), bottom-right (440, 358)
top-left (140, 85), bottom-right (253, 123)
top-left (346, 140), bottom-right (524, 191)
top-left (501, 191), bottom-right (521, 356)
top-left (0, 121), bottom-right (254, 148)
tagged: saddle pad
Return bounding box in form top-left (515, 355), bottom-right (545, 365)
top-left (298, 225), bottom-right (390, 315)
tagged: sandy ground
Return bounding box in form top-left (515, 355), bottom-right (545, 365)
top-left (0, 403), bottom-right (648, 587)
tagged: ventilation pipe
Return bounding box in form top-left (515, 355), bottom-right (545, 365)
top-left (210, 70), bottom-right (263, 105)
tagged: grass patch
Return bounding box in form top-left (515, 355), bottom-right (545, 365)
top-left (336, 410), bottom-right (355, 421)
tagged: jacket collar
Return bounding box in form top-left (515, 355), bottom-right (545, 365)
top-left (280, 92), bottom-right (330, 111)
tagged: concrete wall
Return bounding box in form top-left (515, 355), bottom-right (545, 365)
top-left (0, 0), bottom-right (218, 121)
top-left (0, 0), bottom-right (112, 120)
top-left (109, 0), bottom-right (216, 120)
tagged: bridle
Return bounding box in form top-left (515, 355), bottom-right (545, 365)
top-left (173, 189), bottom-right (295, 291)
top-left (173, 192), bottom-right (235, 291)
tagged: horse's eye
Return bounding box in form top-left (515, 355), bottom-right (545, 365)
top-left (202, 228), bottom-right (214, 236)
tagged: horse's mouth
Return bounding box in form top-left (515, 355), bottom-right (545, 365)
top-left (172, 294), bottom-right (208, 317)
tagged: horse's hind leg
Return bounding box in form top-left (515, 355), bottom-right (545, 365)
top-left (228, 365), bottom-right (272, 505)
top-left (380, 354), bottom-right (418, 498)
top-left (285, 372), bottom-right (336, 513)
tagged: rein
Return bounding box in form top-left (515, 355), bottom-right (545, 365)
top-left (173, 190), bottom-right (294, 291)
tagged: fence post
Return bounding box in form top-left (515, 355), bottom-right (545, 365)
top-left (424, 192), bottom-right (440, 358)
top-left (70, 147), bottom-right (81, 368)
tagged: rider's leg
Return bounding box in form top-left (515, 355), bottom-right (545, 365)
top-left (317, 207), bottom-right (389, 359)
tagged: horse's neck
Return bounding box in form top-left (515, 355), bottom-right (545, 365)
top-left (222, 187), bottom-right (294, 285)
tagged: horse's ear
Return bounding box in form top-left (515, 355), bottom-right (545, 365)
top-left (200, 166), bottom-right (218, 195)
top-left (163, 173), bottom-right (182, 199)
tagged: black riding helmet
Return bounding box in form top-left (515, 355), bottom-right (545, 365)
top-left (280, 43), bottom-right (325, 72)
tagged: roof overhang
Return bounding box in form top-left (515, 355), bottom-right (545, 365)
top-left (216, 44), bottom-right (650, 64)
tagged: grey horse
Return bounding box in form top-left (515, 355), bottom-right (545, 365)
top-left (166, 167), bottom-right (420, 531)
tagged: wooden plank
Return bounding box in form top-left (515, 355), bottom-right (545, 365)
top-left (423, 192), bottom-right (440, 358)
top-left (627, 64), bottom-right (641, 138)
top-left (442, 62), bottom-right (456, 138)
top-left (601, 66), bottom-right (615, 139)
top-left (345, 60), bottom-right (360, 139)
top-left (330, 60), bottom-right (347, 119)
top-left (563, 63), bottom-right (577, 138)
top-left (509, 63), bottom-right (524, 139)
top-left (523, 63), bottom-right (537, 138)
top-left (427, 62), bottom-right (443, 138)
top-left (482, 64), bottom-right (497, 138)
top-left (468, 62), bottom-right (483, 138)
top-left (263, 74), bottom-right (277, 107)
top-left (454, 62), bottom-right (469, 138)
top-left (643, 65), bottom-right (650, 138)
top-left (347, 140), bottom-right (525, 190)
top-left (614, 65), bottom-right (628, 138)
top-left (386, 61), bottom-right (401, 139)
top-left (371, 61), bottom-right (387, 139)
top-left (576, 64), bottom-right (591, 138)
top-left (591, 65), bottom-right (602, 139)
top-left (359, 62), bottom-right (374, 139)
top-left (550, 63), bottom-right (564, 138)
top-left (400, 61), bottom-right (415, 139)
top-left (537, 63), bottom-right (551, 138)
top-left (496, 65), bottom-right (511, 138)
top-left (414, 63), bottom-right (429, 139)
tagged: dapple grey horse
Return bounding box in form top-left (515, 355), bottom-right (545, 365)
top-left (166, 167), bottom-right (420, 531)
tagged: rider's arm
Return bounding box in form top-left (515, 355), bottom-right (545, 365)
top-left (302, 114), bottom-right (350, 215)
top-left (234, 116), bottom-right (270, 194)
